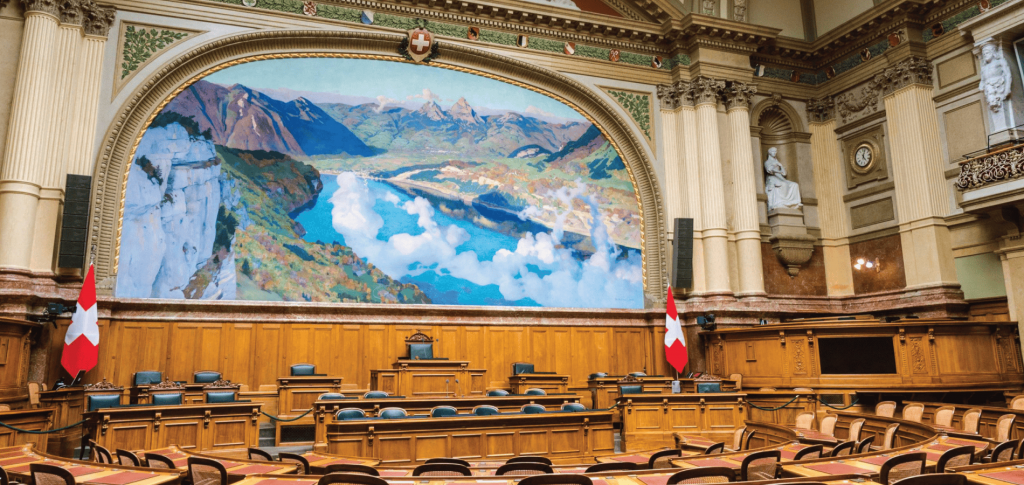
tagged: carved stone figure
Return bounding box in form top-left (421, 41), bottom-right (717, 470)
top-left (979, 42), bottom-right (1012, 113)
top-left (764, 147), bottom-right (802, 210)
top-left (701, 0), bottom-right (715, 15)
top-left (733, 0), bottom-right (746, 22)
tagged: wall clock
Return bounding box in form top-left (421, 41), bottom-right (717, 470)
top-left (852, 143), bottom-right (875, 173)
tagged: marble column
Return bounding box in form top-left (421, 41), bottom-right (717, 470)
top-left (30, 0), bottom-right (85, 274)
top-left (691, 77), bottom-right (732, 296)
top-left (678, 82), bottom-right (707, 295)
top-left (722, 81), bottom-right (764, 297)
top-left (807, 97), bottom-right (855, 296)
top-left (0, 0), bottom-right (61, 271)
top-left (878, 57), bottom-right (959, 289)
top-left (66, 3), bottom-right (115, 177)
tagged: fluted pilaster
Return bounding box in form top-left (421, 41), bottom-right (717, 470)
top-left (66, 2), bottom-right (114, 177)
top-left (723, 81), bottom-right (764, 296)
top-left (808, 97), bottom-right (854, 296)
top-left (689, 77), bottom-right (731, 295)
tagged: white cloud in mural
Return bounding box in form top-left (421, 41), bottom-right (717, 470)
top-left (408, 88), bottom-right (445, 103)
top-left (375, 95), bottom-right (400, 113)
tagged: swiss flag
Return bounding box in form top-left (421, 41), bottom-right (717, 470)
top-left (664, 287), bottom-right (687, 373)
top-left (61, 265), bottom-right (99, 377)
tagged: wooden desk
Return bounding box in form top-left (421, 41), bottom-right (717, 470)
top-left (134, 384), bottom-right (207, 405)
top-left (142, 446), bottom-right (297, 478)
top-left (509, 374), bottom-right (569, 394)
top-left (0, 408), bottom-right (53, 452)
top-left (321, 410), bottom-right (614, 463)
top-left (294, 451), bottom-right (379, 473)
top-left (274, 376), bottom-right (344, 444)
top-left (0, 444), bottom-right (183, 485)
top-left (228, 471), bottom-right (880, 485)
top-left (39, 387), bottom-right (84, 456)
top-left (83, 402), bottom-right (263, 454)
top-left (588, 377), bottom-right (739, 409)
top-left (370, 360), bottom-right (486, 397)
top-left (618, 393), bottom-right (748, 451)
top-left (919, 401), bottom-right (1024, 441)
top-left (782, 434), bottom-right (990, 478)
top-left (0, 319), bottom-right (41, 404)
top-left (672, 441), bottom-right (816, 469)
top-left (676, 420), bottom-right (802, 451)
top-left (951, 458), bottom-right (1024, 485)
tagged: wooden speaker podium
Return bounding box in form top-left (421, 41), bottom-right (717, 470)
top-left (369, 332), bottom-right (486, 397)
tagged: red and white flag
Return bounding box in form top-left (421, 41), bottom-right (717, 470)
top-left (61, 265), bottom-right (99, 377)
top-left (664, 287), bottom-right (687, 373)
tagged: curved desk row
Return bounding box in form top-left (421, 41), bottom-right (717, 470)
top-left (0, 444), bottom-right (182, 485)
top-left (83, 402), bottom-right (264, 455)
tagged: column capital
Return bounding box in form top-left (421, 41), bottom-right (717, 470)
top-left (82, 1), bottom-right (115, 37)
top-left (807, 96), bottom-right (835, 123)
top-left (59, 0), bottom-right (87, 25)
top-left (656, 84), bottom-right (679, 110)
top-left (874, 56), bottom-right (933, 97)
top-left (21, 0), bottom-right (60, 17)
top-left (691, 76), bottom-right (725, 106)
top-left (722, 81), bottom-right (756, 111)
top-left (0, 1), bottom-right (9, 9)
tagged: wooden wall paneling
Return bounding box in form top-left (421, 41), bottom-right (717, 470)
top-left (531, 328), bottom-right (552, 376)
top-left (198, 324), bottom-right (224, 373)
top-left (223, 324), bottom-right (254, 387)
top-left (167, 323), bottom-right (199, 382)
top-left (338, 325), bottom-right (362, 390)
top-left (311, 325), bottom-right (335, 377)
top-left (256, 324), bottom-right (282, 389)
top-left (283, 325), bottom-right (314, 373)
top-left (116, 322), bottom-right (167, 387)
top-left (438, 326), bottom-right (460, 364)
top-left (613, 329), bottom-right (645, 376)
top-left (552, 329), bottom-right (572, 378)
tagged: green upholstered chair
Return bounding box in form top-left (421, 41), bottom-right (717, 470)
top-left (408, 343), bottom-right (434, 360)
top-left (193, 371), bottom-right (221, 384)
top-left (363, 391), bottom-right (389, 398)
top-left (430, 406), bottom-right (458, 417)
top-left (152, 393), bottom-right (182, 406)
top-left (619, 385), bottom-right (643, 395)
top-left (588, 373), bottom-right (608, 380)
top-left (319, 393), bottom-right (346, 400)
top-left (629, 372), bottom-right (647, 377)
top-left (487, 390), bottom-right (509, 396)
top-left (473, 405), bottom-right (500, 416)
top-left (87, 394), bottom-right (121, 412)
top-left (380, 407), bottom-right (407, 419)
top-left (205, 391), bottom-right (236, 403)
top-left (336, 408), bottom-right (366, 420)
top-left (524, 388), bottom-right (546, 396)
top-left (512, 363), bottom-right (535, 375)
top-left (561, 403), bottom-right (587, 412)
top-left (697, 382), bottom-right (722, 393)
top-left (132, 371), bottom-right (162, 386)
top-left (521, 404), bottom-right (545, 414)
top-left (290, 364), bottom-right (316, 376)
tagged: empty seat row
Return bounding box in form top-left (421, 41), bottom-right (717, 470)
top-left (335, 403), bottom-right (588, 420)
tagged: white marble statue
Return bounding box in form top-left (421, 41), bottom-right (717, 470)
top-left (764, 147), bottom-right (802, 210)
top-left (980, 42), bottom-right (1012, 113)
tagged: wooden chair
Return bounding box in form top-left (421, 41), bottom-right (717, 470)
top-left (145, 453), bottom-right (175, 469)
top-left (794, 412), bottom-right (815, 430)
top-left (521, 404), bottom-right (546, 414)
top-left (279, 453), bottom-right (310, 474)
top-left (248, 448), bottom-right (273, 461)
top-left (666, 467), bottom-right (734, 484)
top-left (0, 466), bottom-right (9, 485)
top-left (524, 388), bottom-right (547, 396)
top-left (30, 464), bottom-right (74, 485)
top-left (472, 405), bottom-right (500, 416)
top-left (495, 463), bottom-right (552, 476)
top-left (729, 374), bottom-right (742, 390)
top-left (509, 457), bottom-right (552, 465)
top-left (820, 415), bottom-right (837, 436)
top-left (856, 436), bottom-right (874, 454)
top-left (115, 449), bottom-right (141, 466)
top-left (878, 452), bottom-right (926, 485)
top-left (848, 418), bottom-right (866, 441)
top-left (585, 463), bottom-right (637, 473)
top-left (935, 446), bottom-right (975, 472)
top-left (740, 450), bottom-right (780, 481)
top-left (89, 440), bottom-right (112, 464)
top-left (996, 414), bottom-right (1017, 442)
top-left (336, 408), bottom-right (366, 420)
top-left (962, 408), bottom-right (982, 434)
top-left (413, 464), bottom-right (472, 476)
top-left (985, 440), bottom-right (1017, 463)
top-left (1011, 395), bottom-right (1024, 410)
top-left (187, 457), bottom-right (228, 485)
top-left (793, 445), bottom-right (823, 461)
top-left (728, 427), bottom-right (747, 452)
top-left (902, 403), bottom-right (925, 423)
top-left (517, 475), bottom-right (592, 485)
top-left (425, 458), bottom-right (470, 467)
top-left (561, 403), bottom-right (587, 412)
top-left (27, 382), bottom-right (41, 408)
top-left (705, 443), bottom-right (725, 455)
top-left (487, 390), bottom-right (510, 396)
top-left (742, 430), bottom-right (758, 450)
top-left (892, 475), bottom-right (967, 485)
top-left (317, 474), bottom-right (388, 485)
top-left (830, 441), bottom-right (855, 457)
top-left (880, 423), bottom-right (900, 450)
top-left (429, 406), bottom-right (458, 417)
top-left (649, 449), bottom-right (682, 469)
top-left (363, 391), bottom-right (389, 398)
top-left (933, 406), bottom-right (956, 428)
top-left (324, 465), bottom-right (379, 476)
top-left (379, 407), bottom-right (408, 419)
top-left (875, 401), bottom-right (897, 418)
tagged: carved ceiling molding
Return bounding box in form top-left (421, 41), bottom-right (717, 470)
top-left (90, 30), bottom-right (668, 304)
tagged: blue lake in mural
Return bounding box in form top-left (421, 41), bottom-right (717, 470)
top-left (116, 57), bottom-right (644, 308)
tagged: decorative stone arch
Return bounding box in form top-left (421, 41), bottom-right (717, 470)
top-left (750, 97), bottom-right (806, 135)
top-left (88, 30), bottom-right (667, 306)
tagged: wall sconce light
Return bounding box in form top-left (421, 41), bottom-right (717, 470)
top-left (853, 258), bottom-right (880, 272)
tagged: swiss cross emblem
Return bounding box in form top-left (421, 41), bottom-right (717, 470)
top-left (406, 28), bottom-right (434, 63)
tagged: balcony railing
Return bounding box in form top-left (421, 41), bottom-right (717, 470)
top-left (955, 143), bottom-right (1024, 191)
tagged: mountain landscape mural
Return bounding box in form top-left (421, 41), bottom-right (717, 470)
top-left (117, 57), bottom-right (644, 308)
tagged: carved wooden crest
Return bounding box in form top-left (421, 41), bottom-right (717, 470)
top-left (150, 379), bottom-right (185, 390)
top-left (618, 374), bottom-right (642, 384)
top-left (405, 331), bottom-right (433, 343)
top-left (203, 379), bottom-right (240, 389)
top-left (695, 373), bottom-right (721, 382)
top-left (85, 378), bottom-right (122, 390)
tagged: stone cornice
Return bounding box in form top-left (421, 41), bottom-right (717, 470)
top-left (806, 96), bottom-right (835, 123)
top-left (22, 0), bottom-right (60, 16)
top-left (82, 1), bottom-right (115, 37)
top-left (722, 80), bottom-right (756, 110)
top-left (59, 0), bottom-right (86, 25)
top-left (874, 55), bottom-right (932, 96)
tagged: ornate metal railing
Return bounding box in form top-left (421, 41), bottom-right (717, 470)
top-left (955, 143), bottom-right (1024, 191)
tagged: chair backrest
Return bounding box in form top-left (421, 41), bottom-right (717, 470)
top-left (336, 408), bottom-right (366, 420)
top-left (732, 427), bottom-right (747, 450)
top-left (194, 371), bottom-right (222, 383)
top-left (997, 414), bottom-right (1017, 442)
top-left (667, 466), bottom-right (734, 484)
top-left (793, 445), bottom-right (824, 461)
top-left (412, 464), bottom-right (471, 476)
top-left (408, 343), bottom-right (434, 360)
top-left (145, 453), bottom-right (175, 469)
top-left (525, 388), bottom-right (547, 396)
top-left (561, 403), bottom-right (587, 412)
top-left (89, 440), bottom-right (113, 464)
top-left (830, 440), bottom-right (855, 457)
top-left (363, 391), bottom-right (389, 398)
top-left (856, 436), bottom-right (875, 454)
top-left (742, 430), bottom-right (758, 450)
top-left (729, 374), bottom-right (742, 390)
top-left (316, 474), bottom-right (389, 485)
top-left (1011, 395), bottom-right (1024, 410)
top-left (649, 449), bottom-right (682, 469)
top-left (513, 363), bottom-right (535, 375)
top-left (619, 385), bottom-right (643, 395)
top-left (291, 364), bottom-right (316, 376)
top-left (934, 406), bottom-right (955, 427)
top-left (882, 423), bottom-right (900, 450)
top-left (425, 458), bottom-right (471, 467)
top-left (962, 408), bottom-right (982, 433)
top-left (585, 463), bottom-right (637, 473)
top-left (324, 464), bottom-right (379, 476)
top-left (152, 393), bottom-right (183, 406)
top-left (820, 415), bottom-right (838, 436)
top-left (891, 475), bottom-right (968, 485)
top-left (740, 450), bottom-right (781, 481)
top-left (28, 382), bottom-right (41, 408)
top-left (587, 373), bottom-right (608, 380)
top-left (430, 406), bottom-right (458, 417)
top-left (848, 418), bottom-right (865, 441)
top-left (279, 452), bottom-right (310, 474)
top-left (31, 463), bottom-right (75, 485)
top-left (495, 462), bottom-right (552, 476)
top-left (116, 449), bottom-right (141, 466)
top-left (902, 403), bottom-right (925, 423)
top-left (488, 390), bottom-right (509, 396)
top-left (794, 412), bottom-right (815, 430)
top-left (188, 456), bottom-right (228, 485)
top-left (879, 452), bottom-right (926, 485)
top-left (630, 372), bottom-right (647, 377)
top-left (696, 382), bottom-right (722, 393)
top-left (876, 401), bottom-right (897, 418)
top-left (205, 391), bottom-right (236, 404)
top-left (935, 446), bottom-right (975, 472)
top-left (508, 456), bottom-right (552, 465)
top-left (248, 448), bottom-right (273, 461)
top-left (133, 371), bottom-right (162, 386)
top-left (473, 405), bottom-right (500, 416)
top-left (87, 394), bottom-right (121, 412)
top-left (991, 440), bottom-right (1017, 463)
top-left (705, 443), bottom-right (725, 455)
top-left (517, 475), bottom-right (593, 485)
top-left (522, 404), bottom-right (546, 414)
top-left (380, 407), bottom-right (408, 419)
top-left (319, 393), bottom-right (346, 400)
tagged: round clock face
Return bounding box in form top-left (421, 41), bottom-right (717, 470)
top-left (854, 146), bottom-right (873, 169)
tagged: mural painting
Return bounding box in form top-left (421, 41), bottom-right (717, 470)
top-left (117, 57), bottom-right (643, 308)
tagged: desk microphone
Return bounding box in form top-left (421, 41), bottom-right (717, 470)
top-left (455, 379), bottom-right (460, 397)
top-left (446, 379), bottom-right (450, 397)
